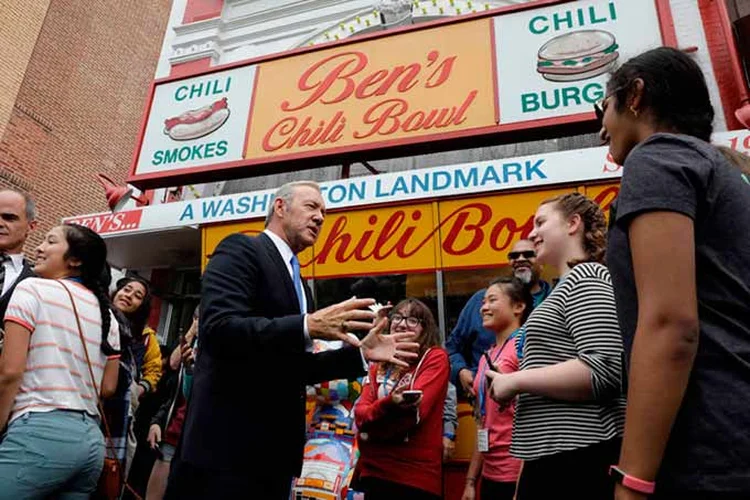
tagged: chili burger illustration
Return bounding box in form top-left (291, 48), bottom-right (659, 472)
top-left (164, 97), bottom-right (230, 141)
top-left (536, 30), bottom-right (619, 82)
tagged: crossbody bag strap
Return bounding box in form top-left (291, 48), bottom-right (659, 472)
top-left (57, 281), bottom-right (116, 446)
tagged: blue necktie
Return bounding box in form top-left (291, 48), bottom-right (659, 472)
top-left (290, 255), bottom-right (305, 314)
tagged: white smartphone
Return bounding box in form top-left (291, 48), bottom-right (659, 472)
top-left (401, 390), bottom-right (423, 403)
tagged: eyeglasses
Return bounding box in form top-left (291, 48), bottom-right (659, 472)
top-left (594, 100), bottom-right (605, 122)
top-left (508, 250), bottom-right (536, 260)
top-left (391, 314), bottom-right (422, 328)
top-left (594, 84), bottom-right (629, 122)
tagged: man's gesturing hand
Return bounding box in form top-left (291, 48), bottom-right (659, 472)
top-left (307, 297), bottom-right (377, 347)
top-left (360, 317), bottom-right (420, 367)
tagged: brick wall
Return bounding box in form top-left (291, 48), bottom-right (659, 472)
top-left (0, 0), bottom-right (171, 253)
top-left (0, 0), bottom-right (51, 138)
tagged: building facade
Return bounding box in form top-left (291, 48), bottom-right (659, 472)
top-left (0, 0), bottom-right (171, 251)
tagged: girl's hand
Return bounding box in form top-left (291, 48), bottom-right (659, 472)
top-left (486, 369), bottom-right (521, 405)
top-left (461, 482), bottom-right (476, 500)
top-left (147, 424), bottom-right (162, 449)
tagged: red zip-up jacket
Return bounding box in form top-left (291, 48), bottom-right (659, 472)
top-left (354, 348), bottom-right (449, 496)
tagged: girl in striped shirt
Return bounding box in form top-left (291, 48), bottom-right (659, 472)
top-left (0, 223), bottom-right (120, 498)
top-left (485, 192), bottom-right (625, 499)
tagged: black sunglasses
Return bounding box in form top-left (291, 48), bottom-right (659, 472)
top-left (594, 84), bottom-right (630, 123)
top-left (594, 100), bottom-right (605, 122)
top-left (508, 250), bottom-right (536, 260)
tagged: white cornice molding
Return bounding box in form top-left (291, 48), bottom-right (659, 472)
top-left (221, 7), bottom-right (371, 50)
top-left (169, 40), bottom-right (223, 65)
top-left (166, 0), bottom-right (515, 68)
top-left (225, 0), bottom-right (365, 28)
top-left (173, 16), bottom-right (222, 36)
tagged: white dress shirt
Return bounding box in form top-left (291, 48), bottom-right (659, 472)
top-left (263, 229), bottom-right (311, 350)
top-left (1, 254), bottom-right (26, 297)
top-left (262, 230), bottom-right (369, 367)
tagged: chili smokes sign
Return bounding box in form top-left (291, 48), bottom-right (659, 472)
top-left (135, 66), bottom-right (257, 176)
top-left (494, 0), bottom-right (663, 123)
top-left (128, 0), bottom-right (671, 188)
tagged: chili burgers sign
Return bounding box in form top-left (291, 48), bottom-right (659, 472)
top-left (494, 0), bottom-right (664, 124)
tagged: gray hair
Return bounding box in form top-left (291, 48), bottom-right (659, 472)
top-left (264, 181), bottom-right (321, 227)
top-left (0, 189), bottom-right (36, 222)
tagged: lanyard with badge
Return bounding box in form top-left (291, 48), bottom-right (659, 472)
top-left (476, 329), bottom-right (519, 453)
top-left (378, 365), bottom-right (404, 397)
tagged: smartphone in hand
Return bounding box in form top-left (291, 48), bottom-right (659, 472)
top-left (401, 390), bottom-right (423, 403)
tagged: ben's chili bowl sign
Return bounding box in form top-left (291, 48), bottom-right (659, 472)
top-left (245, 18), bottom-right (496, 159)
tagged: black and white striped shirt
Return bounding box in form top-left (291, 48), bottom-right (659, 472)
top-left (511, 262), bottom-right (626, 460)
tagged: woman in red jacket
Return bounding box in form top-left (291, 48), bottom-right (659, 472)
top-left (354, 298), bottom-right (449, 499)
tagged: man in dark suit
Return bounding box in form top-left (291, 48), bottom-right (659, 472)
top-left (166, 181), bottom-right (418, 499)
top-left (0, 190), bottom-right (36, 322)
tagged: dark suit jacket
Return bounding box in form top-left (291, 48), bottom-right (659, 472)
top-left (180, 233), bottom-right (365, 477)
top-left (0, 260), bottom-right (34, 320)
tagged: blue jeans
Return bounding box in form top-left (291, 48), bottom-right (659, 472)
top-left (0, 410), bottom-right (105, 499)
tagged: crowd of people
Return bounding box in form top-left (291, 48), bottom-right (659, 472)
top-left (0, 46), bottom-right (748, 500)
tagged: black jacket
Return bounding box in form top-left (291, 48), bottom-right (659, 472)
top-left (0, 259), bottom-right (34, 320)
top-left (179, 233), bottom-right (365, 477)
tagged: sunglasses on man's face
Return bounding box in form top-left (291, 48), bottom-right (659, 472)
top-left (508, 250), bottom-right (536, 260)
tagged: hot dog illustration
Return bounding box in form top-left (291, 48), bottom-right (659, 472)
top-left (536, 30), bottom-right (619, 83)
top-left (163, 97), bottom-right (230, 141)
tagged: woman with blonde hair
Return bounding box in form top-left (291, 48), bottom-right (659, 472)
top-left (486, 192), bottom-right (625, 499)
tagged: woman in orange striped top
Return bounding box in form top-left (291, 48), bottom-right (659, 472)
top-left (0, 224), bottom-right (120, 498)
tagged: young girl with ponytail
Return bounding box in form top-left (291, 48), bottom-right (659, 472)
top-left (0, 223), bottom-right (120, 497)
top-left (485, 192), bottom-right (626, 499)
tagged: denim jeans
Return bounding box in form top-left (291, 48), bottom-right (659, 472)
top-left (0, 409), bottom-right (105, 499)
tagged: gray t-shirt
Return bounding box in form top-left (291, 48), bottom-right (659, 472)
top-left (607, 133), bottom-right (750, 494)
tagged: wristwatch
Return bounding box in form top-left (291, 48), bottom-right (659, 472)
top-left (609, 465), bottom-right (655, 494)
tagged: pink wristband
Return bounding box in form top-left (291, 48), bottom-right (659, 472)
top-left (609, 466), bottom-right (656, 494)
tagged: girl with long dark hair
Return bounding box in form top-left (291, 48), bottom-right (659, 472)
top-left (112, 276), bottom-right (161, 402)
top-left (0, 223), bottom-right (120, 497)
top-left (108, 275), bottom-right (161, 488)
top-left (601, 46), bottom-right (750, 499)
